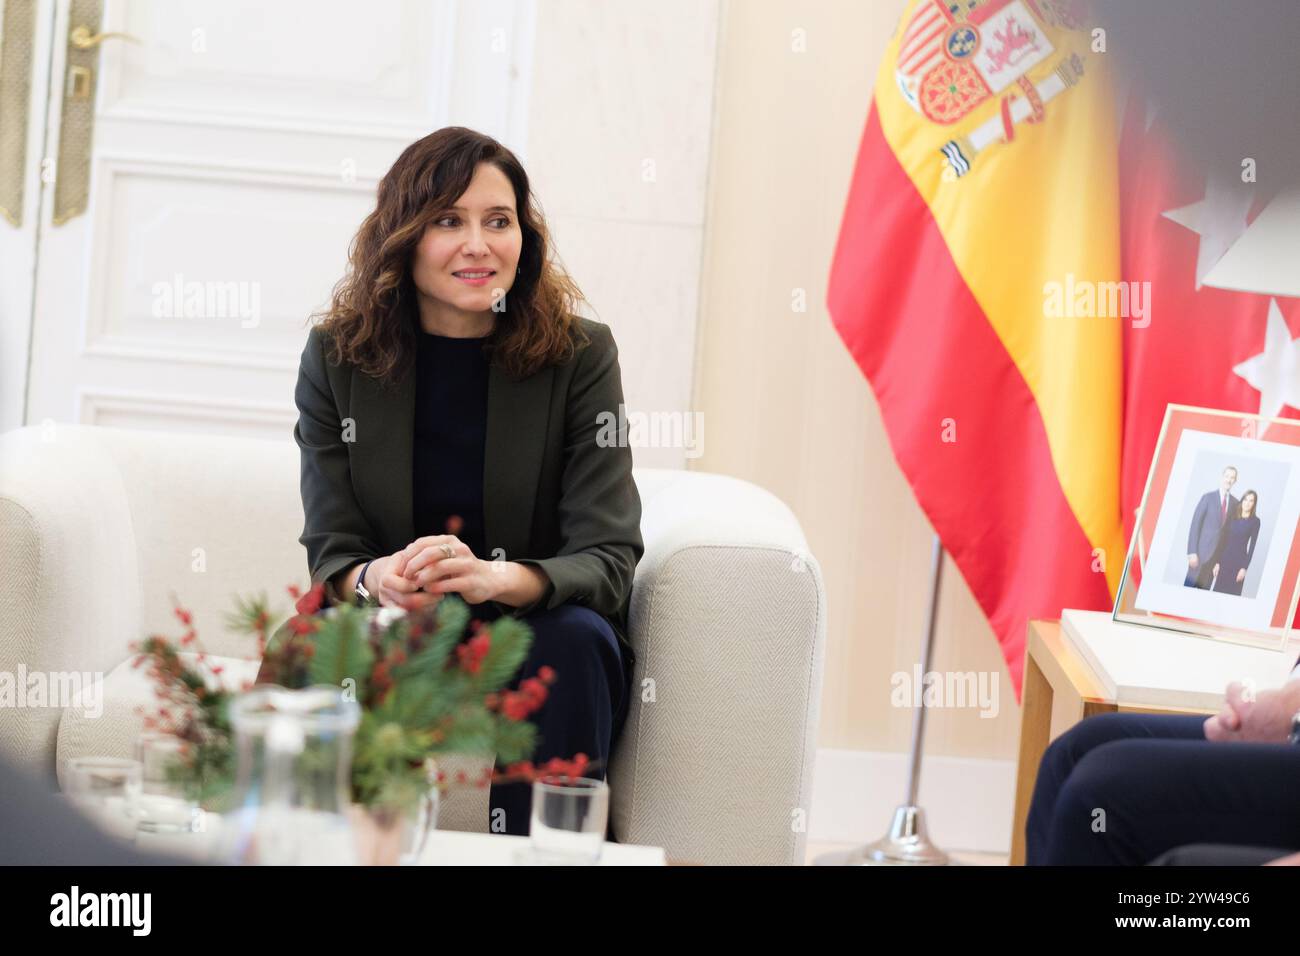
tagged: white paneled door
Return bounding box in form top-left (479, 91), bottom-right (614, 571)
top-left (7, 0), bottom-right (534, 438)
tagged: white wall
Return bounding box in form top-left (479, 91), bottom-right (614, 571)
top-left (6, 0), bottom-right (721, 468)
top-left (525, 0), bottom-right (720, 470)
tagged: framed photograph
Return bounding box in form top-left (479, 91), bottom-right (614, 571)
top-left (1113, 405), bottom-right (1300, 650)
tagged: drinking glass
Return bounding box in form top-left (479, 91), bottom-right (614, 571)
top-left (63, 756), bottom-right (142, 842)
top-left (134, 732), bottom-right (203, 834)
top-left (527, 775), bottom-right (608, 865)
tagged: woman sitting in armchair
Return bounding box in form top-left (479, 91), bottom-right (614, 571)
top-left (264, 126), bottom-right (642, 837)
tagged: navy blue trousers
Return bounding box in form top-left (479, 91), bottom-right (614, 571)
top-left (470, 601), bottom-right (631, 838)
top-left (1025, 712), bottom-right (1300, 865)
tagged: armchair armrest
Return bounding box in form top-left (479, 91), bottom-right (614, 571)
top-left (614, 469), bottom-right (827, 865)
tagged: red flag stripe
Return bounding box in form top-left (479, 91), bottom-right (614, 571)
top-left (828, 107), bottom-right (1112, 696)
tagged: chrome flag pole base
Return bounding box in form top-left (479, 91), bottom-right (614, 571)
top-left (817, 536), bottom-right (952, 868)
top-left (814, 806), bottom-right (951, 866)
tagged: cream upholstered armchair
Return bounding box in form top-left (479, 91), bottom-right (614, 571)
top-left (0, 424), bottom-right (825, 865)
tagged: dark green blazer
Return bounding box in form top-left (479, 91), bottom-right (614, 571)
top-left (292, 316), bottom-right (644, 666)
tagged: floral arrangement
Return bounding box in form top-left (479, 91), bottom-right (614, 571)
top-left (132, 583), bottom-right (591, 817)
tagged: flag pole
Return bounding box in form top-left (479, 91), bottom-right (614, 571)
top-left (816, 532), bottom-right (950, 866)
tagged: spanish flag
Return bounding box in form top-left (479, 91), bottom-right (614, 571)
top-left (827, 0), bottom-right (1124, 696)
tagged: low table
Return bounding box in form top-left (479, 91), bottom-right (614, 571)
top-left (136, 816), bottom-right (666, 865)
top-left (417, 829), bottom-right (665, 866)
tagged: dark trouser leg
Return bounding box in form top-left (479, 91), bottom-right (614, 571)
top-left (1025, 712), bottom-right (1205, 865)
top-left (484, 603), bottom-right (629, 837)
top-left (1043, 735), bottom-right (1300, 865)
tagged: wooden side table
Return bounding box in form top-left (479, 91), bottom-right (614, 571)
top-left (1008, 619), bottom-right (1217, 866)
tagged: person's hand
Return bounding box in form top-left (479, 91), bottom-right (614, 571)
top-left (369, 549), bottom-right (440, 611)
top-left (400, 534), bottom-right (500, 606)
top-left (1265, 852), bottom-right (1300, 866)
top-left (1188, 554), bottom-right (1199, 569)
top-left (1204, 681), bottom-right (1292, 743)
top-left (1237, 568), bottom-right (1246, 583)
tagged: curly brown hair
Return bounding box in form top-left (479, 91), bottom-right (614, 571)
top-left (314, 127), bottom-right (589, 384)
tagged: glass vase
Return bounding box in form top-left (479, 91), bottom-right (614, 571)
top-left (350, 759), bottom-right (441, 866)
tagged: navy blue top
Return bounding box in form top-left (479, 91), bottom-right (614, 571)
top-left (413, 330), bottom-right (491, 560)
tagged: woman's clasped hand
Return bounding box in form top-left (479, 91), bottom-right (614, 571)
top-left (368, 534), bottom-right (501, 609)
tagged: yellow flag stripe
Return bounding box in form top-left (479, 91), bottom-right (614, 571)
top-left (874, 3), bottom-right (1125, 594)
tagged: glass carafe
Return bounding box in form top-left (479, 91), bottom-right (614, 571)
top-left (218, 685), bottom-right (360, 865)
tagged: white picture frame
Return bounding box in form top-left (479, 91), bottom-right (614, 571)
top-left (1114, 405), bottom-right (1300, 651)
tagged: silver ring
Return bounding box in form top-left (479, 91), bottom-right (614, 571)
top-left (440, 543), bottom-right (455, 559)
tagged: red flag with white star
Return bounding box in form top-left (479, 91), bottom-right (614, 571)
top-left (1119, 102), bottom-right (1300, 540)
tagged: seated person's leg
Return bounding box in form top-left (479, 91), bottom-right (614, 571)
top-left (487, 603), bottom-right (627, 837)
top-left (1026, 713), bottom-right (1205, 864)
top-left (1046, 739), bottom-right (1300, 865)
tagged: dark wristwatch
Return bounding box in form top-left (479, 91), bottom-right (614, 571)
top-left (354, 559), bottom-right (376, 606)
top-left (1289, 710), bottom-right (1300, 746)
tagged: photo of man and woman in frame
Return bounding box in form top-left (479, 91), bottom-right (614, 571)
top-left (1133, 421), bottom-right (1300, 639)
top-left (1180, 462), bottom-right (1268, 597)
